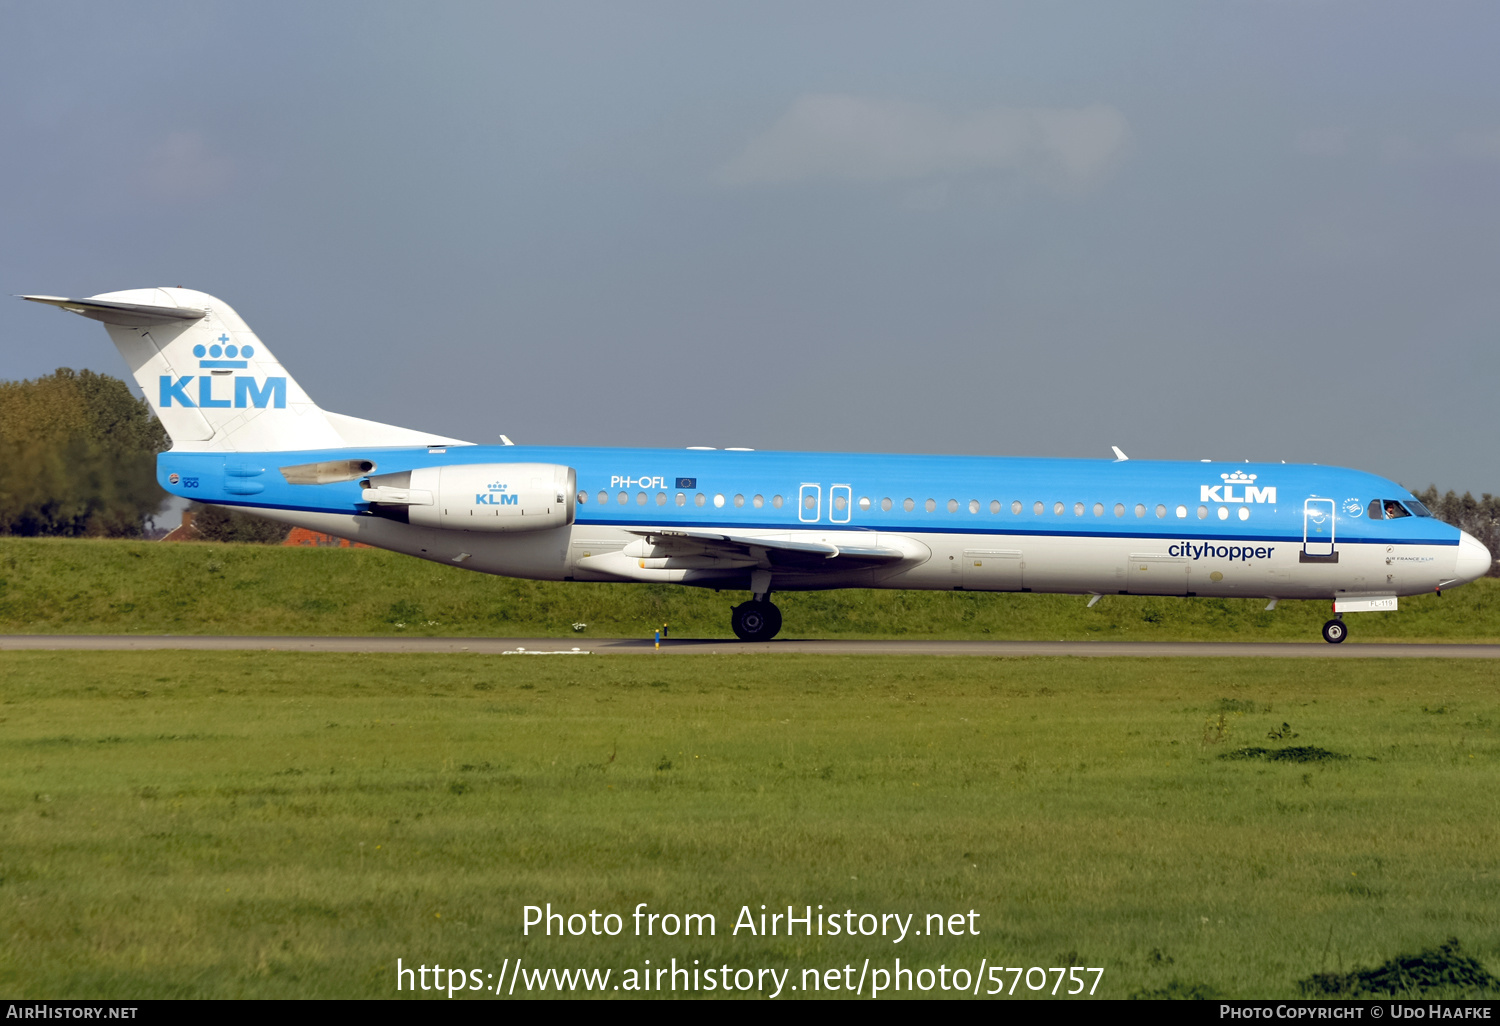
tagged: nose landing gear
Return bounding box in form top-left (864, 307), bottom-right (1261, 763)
top-left (1321, 616), bottom-right (1347, 644)
top-left (731, 600), bottom-right (782, 641)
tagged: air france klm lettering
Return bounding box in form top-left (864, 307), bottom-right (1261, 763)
top-left (22, 287), bottom-right (1494, 644)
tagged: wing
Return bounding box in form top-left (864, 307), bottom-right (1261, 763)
top-left (621, 527), bottom-right (915, 572)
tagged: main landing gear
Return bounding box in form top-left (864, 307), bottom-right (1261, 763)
top-left (731, 600), bottom-right (782, 641)
top-left (1321, 616), bottom-right (1347, 644)
top-left (731, 570), bottom-right (782, 641)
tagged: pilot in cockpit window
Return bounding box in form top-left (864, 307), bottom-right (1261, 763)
top-left (1383, 500), bottom-right (1411, 519)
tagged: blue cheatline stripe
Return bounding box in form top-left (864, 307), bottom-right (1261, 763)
top-left (179, 507), bottom-right (1458, 549)
top-left (571, 518), bottom-right (1457, 546)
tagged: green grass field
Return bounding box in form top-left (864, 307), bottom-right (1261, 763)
top-left (2, 537), bottom-right (1497, 641)
top-left (3, 651), bottom-right (1498, 998)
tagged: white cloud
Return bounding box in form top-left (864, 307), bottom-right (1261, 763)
top-left (717, 94), bottom-right (1130, 191)
top-left (139, 132), bottom-right (236, 201)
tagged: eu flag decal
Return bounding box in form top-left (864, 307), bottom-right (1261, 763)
top-left (675, 477), bottom-right (696, 489)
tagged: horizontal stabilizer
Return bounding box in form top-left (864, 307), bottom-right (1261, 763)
top-left (20, 294), bottom-right (205, 327)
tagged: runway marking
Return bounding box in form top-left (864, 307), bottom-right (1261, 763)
top-left (2, 636), bottom-right (1498, 657)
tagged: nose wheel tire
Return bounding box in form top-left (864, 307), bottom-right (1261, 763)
top-left (731, 600), bottom-right (783, 641)
top-left (1321, 619), bottom-right (1347, 644)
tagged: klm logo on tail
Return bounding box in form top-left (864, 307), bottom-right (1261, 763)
top-left (159, 375), bottom-right (286, 409)
top-left (158, 334), bottom-right (286, 408)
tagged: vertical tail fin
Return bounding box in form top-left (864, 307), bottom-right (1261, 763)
top-left (22, 288), bottom-right (464, 453)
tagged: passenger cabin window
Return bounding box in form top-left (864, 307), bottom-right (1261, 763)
top-left (772, 494), bottom-right (784, 508)
top-left (926, 499), bottom-right (938, 512)
top-left (989, 500), bottom-right (1000, 514)
top-left (754, 494), bottom-right (765, 508)
top-left (676, 492), bottom-right (686, 506)
top-left (1093, 503), bottom-right (1104, 517)
top-left (946, 499), bottom-right (958, 513)
top-left (904, 498), bottom-right (915, 512)
top-left (882, 498), bottom-right (894, 511)
top-left (1074, 502), bottom-right (1084, 516)
top-left (1053, 501), bottom-right (1064, 515)
top-left (1011, 501), bottom-right (1022, 514)
top-left (1033, 501), bottom-right (1044, 515)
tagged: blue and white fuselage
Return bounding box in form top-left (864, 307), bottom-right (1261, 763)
top-left (154, 444), bottom-right (1482, 602)
top-left (23, 287), bottom-right (1493, 642)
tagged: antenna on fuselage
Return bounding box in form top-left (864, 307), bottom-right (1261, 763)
top-left (1111, 446), bottom-right (1129, 462)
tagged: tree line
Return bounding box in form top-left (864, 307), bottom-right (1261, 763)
top-left (1414, 487), bottom-right (1500, 576)
top-left (0, 371), bottom-right (1495, 569)
top-left (0, 368), bottom-right (284, 542)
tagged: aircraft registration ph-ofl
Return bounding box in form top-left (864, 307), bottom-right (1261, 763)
top-left (22, 288), bottom-right (1493, 643)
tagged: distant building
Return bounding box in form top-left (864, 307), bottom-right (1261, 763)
top-left (283, 526), bottom-right (371, 549)
top-left (160, 510), bottom-right (201, 542)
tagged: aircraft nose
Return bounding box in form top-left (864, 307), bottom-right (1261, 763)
top-left (1456, 531), bottom-right (1493, 583)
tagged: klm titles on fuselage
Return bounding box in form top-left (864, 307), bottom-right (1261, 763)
top-left (1202, 472), bottom-right (1275, 505)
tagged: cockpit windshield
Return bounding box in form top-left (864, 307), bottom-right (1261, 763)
top-left (1368, 499), bottom-right (1416, 520)
top-left (1406, 499), bottom-right (1434, 517)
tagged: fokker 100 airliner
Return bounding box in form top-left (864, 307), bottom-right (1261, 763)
top-left (22, 288), bottom-right (1493, 643)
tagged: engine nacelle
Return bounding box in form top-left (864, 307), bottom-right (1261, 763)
top-left (363, 463), bottom-right (575, 533)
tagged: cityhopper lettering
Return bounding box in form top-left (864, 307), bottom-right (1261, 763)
top-left (158, 375), bottom-right (287, 409)
top-left (1167, 543), bottom-right (1276, 562)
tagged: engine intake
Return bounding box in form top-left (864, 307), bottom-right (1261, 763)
top-left (363, 463), bottom-right (575, 533)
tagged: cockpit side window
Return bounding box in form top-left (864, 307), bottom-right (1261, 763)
top-left (1367, 500), bottom-right (1384, 520)
top-left (1383, 499), bottom-right (1412, 519)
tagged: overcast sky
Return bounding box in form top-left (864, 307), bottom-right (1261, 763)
top-left (2, 1), bottom-right (1497, 495)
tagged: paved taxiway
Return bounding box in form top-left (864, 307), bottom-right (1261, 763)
top-left (2, 635), bottom-right (1498, 657)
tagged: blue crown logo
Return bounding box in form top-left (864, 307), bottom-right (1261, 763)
top-left (193, 333), bottom-right (254, 369)
top-left (1221, 471), bottom-right (1257, 484)
top-left (486, 481), bottom-right (508, 491)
